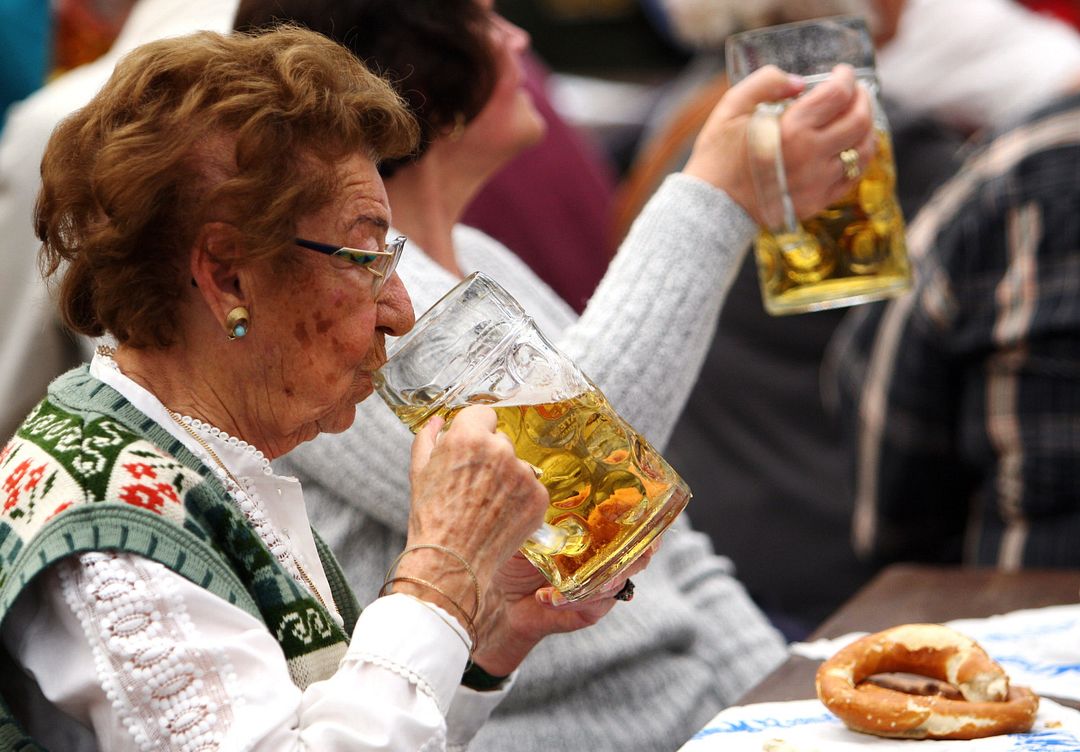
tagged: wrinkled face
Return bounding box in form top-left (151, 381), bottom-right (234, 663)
top-left (458, 0), bottom-right (546, 159)
top-left (247, 152), bottom-right (414, 438)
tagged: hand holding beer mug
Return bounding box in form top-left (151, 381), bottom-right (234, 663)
top-left (375, 273), bottom-right (691, 602)
top-left (726, 16), bottom-right (912, 315)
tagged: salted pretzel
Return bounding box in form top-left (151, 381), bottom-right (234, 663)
top-left (815, 623), bottom-right (1039, 740)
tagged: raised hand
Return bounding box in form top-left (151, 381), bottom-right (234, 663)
top-left (683, 63), bottom-right (874, 227)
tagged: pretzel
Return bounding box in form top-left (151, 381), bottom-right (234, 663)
top-left (815, 623), bottom-right (1039, 740)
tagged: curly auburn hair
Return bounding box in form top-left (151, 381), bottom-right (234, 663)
top-left (233, 0), bottom-right (497, 177)
top-left (36, 25), bottom-right (419, 348)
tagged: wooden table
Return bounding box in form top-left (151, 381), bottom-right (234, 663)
top-left (738, 563), bottom-right (1080, 708)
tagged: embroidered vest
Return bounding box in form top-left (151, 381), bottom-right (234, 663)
top-left (0, 367), bottom-right (361, 750)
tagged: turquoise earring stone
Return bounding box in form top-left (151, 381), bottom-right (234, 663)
top-left (233, 324), bottom-right (247, 338)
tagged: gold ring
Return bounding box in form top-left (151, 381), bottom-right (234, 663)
top-left (839, 148), bottom-right (861, 181)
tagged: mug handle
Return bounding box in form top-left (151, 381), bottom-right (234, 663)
top-left (527, 522), bottom-right (569, 555)
top-left (747, 101), bottom-right (803, 241)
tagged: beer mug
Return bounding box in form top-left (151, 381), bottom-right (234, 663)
top-left (726, 16), bottom-right (912, 315)
top-left (374, 272), bottom-right (691, 601)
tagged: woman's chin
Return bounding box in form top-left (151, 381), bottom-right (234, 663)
top-left (317, 404), bottom-right (359, 436)
top-left (521, 105), bottom-right (546, 146)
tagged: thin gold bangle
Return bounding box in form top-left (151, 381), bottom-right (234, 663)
top-left (380, 575), bottom-right (478, 650)
top-left (384, 543), bottom-right (481, 620)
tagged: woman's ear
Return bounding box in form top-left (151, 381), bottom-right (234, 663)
top-left (190, 222), bottom-right (248, 333)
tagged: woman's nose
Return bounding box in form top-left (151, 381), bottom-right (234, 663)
top-left (376, 272), bottom-right (415, 337)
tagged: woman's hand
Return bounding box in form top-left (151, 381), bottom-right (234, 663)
top-left (397, 404), bottom-right (657, 677)
top-left (683, 63), bottom-right (875, 227)
top-left (467, 542), bottom-right (659, 677)
top-left (396, 406), bottom-right (549, 622)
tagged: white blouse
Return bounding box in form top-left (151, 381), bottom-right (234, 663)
top-left (0, 353), bottom-right (509, 751)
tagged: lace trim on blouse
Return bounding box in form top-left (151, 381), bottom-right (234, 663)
top-left (59, 552), bottom-right (239, 751)
top-left (346, 650), bottom-right (441, 714)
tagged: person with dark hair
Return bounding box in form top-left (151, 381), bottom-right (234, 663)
top-left (235, 1), bottom-right (877, 749)
top-left (0, 25), bottom-right (644, 750)
top-left (460, 49), bottom-right (618, 313)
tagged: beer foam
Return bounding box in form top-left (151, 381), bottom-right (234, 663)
top-left (457, 386), bottom-right (588, 408)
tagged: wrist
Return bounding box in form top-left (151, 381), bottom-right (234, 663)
top-left (383, 544), bottom-right (483, 650)
top-left (467, 632), bottom-right (536, 678)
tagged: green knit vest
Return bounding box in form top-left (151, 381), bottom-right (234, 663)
top-left (0, 367), bottom-right (362, 750)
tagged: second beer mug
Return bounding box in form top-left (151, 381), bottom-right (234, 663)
top-left (726, 15), bottom-right (912, 315)
top-left (374, 272), bottom-right (691, 601)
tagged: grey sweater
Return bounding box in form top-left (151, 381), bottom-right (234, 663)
top-left (278, 174), bottom-right (788, 751)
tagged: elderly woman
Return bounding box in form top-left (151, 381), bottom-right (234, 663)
top-left (235, 1), bottom-right (876, 750)
top-left (0, 27), bottom-right (643, 750)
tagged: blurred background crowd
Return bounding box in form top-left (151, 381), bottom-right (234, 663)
top-left (3, 0), bottom-right (1080, 645)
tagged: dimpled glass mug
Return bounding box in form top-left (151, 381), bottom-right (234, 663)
top-left (374, 272), bottom-right (690, 602)
top-left (726, 15), bottom-right (912, 315)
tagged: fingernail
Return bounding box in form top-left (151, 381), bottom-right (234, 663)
top-left (538, 589), bottom-right (568, 607)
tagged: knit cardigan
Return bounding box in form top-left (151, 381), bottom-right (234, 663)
top-left (280, 174), bottom-right (790, 751)
top-left (0, 367), bottom-right (360, 750)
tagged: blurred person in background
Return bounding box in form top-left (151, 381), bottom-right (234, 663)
top-left (0, 0), bottom-right (49, 125)
top-left (461, 49), bottom-right (618, 313)
top-left (234, 0), bottom-right (877, 749)
top-left (621, 0), bottom-right (925, 640)
top-left (619, 0), bottom-right (1080, 639)
top-left (1, 0), bottom-right (138, 125)
top-left (875, 0), bottom-right (1080, 136)
top-left (0, 0), bottom-right (239, 442)
top-left (826, 76), bottom-right (1080, 572)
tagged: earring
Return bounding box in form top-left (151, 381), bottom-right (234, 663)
top-left (225, 306), bottom-right (250, 340)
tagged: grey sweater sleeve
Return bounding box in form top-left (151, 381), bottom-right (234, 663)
top-left (559, 173), bottom-right (755, 450)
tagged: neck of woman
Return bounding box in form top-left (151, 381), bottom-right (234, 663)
top-left (111, 342), bottom-right (295, 461)
top-left (384, 139), bottom-right (500, 277)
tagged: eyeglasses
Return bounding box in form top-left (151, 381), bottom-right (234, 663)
top-left (294, 235), bottom-right (407, 299)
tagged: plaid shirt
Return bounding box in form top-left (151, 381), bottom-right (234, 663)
top-left (827, 90), bottom-right (1080, 569)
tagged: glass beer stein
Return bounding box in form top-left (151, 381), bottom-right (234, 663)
top-left (726, 15), bottom-right (912, 315)
top-left (374, 272), bottom-right (691, 602)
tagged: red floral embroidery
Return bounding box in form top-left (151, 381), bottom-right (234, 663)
top-left (118, 482), bottom-right (180, 514)
top-left (3, 459), bottom-right (31, 491)
top-left (0, 442), bottom-right (12, 467)
top-left (24, 465), bottom-right (45, 491)
top-left (123, 462), bottom-right (158, 480)
top-left (3, 459), bottom-right (36, 512)
top-left (47, 501), bottom-right (74, 520)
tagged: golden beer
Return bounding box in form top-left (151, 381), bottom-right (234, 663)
top-left (755, 129), bottom-right (911, 314)
top-left (389, 389), bottom-right (690, 598)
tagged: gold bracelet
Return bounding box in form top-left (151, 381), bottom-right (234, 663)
top-left (384, 543), bottom-right (481, 620)
top-left (380, 575), bottom-right (478, 650)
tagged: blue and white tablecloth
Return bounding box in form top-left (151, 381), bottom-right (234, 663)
top-left (790, 603), bottom-right (1080, 701)
top-left (680, 603), bottom-right (1080, 750)
top-left (679, 697), bottom-right (1080, 750)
